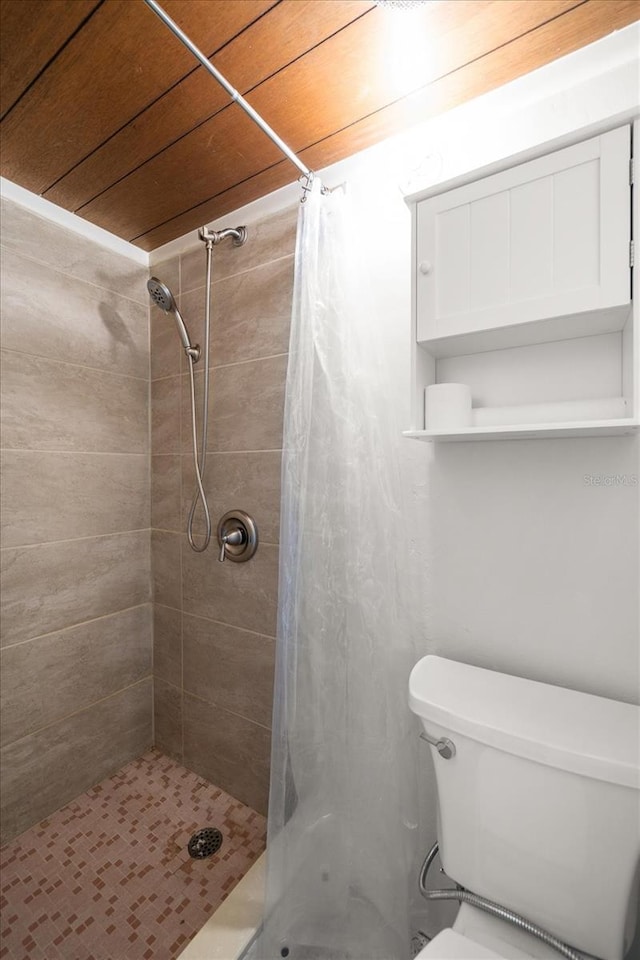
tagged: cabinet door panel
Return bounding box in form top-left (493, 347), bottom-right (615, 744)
top-left (416, 125), bottom-right (630, 343)
top-left (510, 177), bottom-right (553, 300)
top-left (553, 159), bottom-right (600, 289)
top-left (436, 204), bottom-right (469, 318)
top-left (469, 191), bottom-right (509, 309)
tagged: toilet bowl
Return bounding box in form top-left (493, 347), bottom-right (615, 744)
top-left (408, 657), bottom-right (640, 960)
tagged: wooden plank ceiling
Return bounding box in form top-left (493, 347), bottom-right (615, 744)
top-left (1, 0), bottom-right (637, 251)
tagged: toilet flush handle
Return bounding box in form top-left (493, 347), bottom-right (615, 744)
top-left (419, 731), bottom-right (456, 759)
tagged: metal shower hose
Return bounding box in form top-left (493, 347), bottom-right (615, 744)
top-left (186, 239), bottom-right (213, 552)
top-left (419, 842), bottom-right (582, 960)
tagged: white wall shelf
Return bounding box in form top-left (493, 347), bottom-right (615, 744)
top-left (404, 419), bottom-right (639, 443)
top-left (405, 121), bottom-right (638, 442)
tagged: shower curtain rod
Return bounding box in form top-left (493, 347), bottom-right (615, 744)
top-left (143, 0), bottom-right (315, 190)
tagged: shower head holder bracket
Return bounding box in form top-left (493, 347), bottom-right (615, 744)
top-left (198, 225), bottom-right (247, 247)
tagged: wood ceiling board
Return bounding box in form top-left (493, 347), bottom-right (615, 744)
top-left (297, 0), bottom-right (640, 174)
top-left (244, 0), bottom-right (584, 156)
top-left (45, 0), bottom-right (373, 212)
top-left (0, 0), bottom-right (276, 194)
top-left (83, 103), bottom-right (286, 239)
top-left (81, 0), bottom-right (577, 241)
top-left (0, 0), bottom-right (101, 119)
top-left (136, 0), bottom-right (638, 251)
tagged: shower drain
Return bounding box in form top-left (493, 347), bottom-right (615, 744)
top-left (187, 828), bottom-right (223, 859)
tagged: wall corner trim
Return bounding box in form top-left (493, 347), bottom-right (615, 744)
top-left (0, 177), bottom-right (149, 267)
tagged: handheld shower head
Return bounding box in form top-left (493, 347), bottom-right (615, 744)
top-left (147, 277), bottom-right (175, 312)
top-left (147, 277), bottom-right (197, 357)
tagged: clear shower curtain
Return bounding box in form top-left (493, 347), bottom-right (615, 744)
top-left (257, 179), bottom-right (421, 960)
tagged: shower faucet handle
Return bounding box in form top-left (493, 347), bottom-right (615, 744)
top-left (217, 511), bottom-right (258, 563)
top-left (218, 527), bottom-right (244, 563)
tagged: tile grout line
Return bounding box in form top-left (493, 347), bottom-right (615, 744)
top-left (151, 449), bottom-right (283, 455)
top-left (150, 350), bottom-right (289, 383)
top-left (152, 449), bottom-right (284, 456)
top-left (0, 602), bottom-right (153, 650)
top-left (0, 346), bottom-right (150, 383)
top-left (179, 250), bottom-right (294, 292)
top-left (0, 676), bottom-right (153, 752)
top-left (180, 606), bottom-right (277, 642)
top-left (151, 526), bottom-right (278, 548)
top-left (181, 688), bottom-right (273, 734)
top-left (0, 448), bottom-right (149, 456)
top-left (0, 526), bottom-right (152, 551)
top-left (156, 603), bottom-right (278, 644)
top-left (206, 350), bottom-right (289, 370)
top-left (0, 241), bottom-right (149, 308)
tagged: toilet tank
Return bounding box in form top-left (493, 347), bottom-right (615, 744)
top-left (409, 656), bottom-right (640, 960)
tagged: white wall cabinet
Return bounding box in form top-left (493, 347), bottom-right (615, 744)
top-left (416, 125), bottom-right (631, 349)
top-left (406, 122), bottom-right (638, 441)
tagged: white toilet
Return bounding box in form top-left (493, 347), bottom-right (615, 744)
top-left (408, 656), bottom-right (640, 960)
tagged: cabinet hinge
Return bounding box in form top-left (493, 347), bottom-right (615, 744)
top-left (630, 158), bottom-right (634, 186)
top-left (631, 240), bottom-right (635, 269)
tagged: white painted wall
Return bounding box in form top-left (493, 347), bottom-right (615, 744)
top-left (327, 28), bottom-right (640, 942)
top-left (333, 23), bottom-right (640, 708)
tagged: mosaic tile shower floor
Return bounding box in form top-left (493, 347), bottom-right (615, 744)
top-left (0, 749), bottom-right (266, 960)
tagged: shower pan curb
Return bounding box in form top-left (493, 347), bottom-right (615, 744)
top-left (178, 851), bottom-right (266, 960)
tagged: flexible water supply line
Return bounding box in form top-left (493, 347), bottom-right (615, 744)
top-left (419, 842), bottom-right (582, 960)
top-left (186, 354), bottom-right (211, 552)
top-left (186, 239), bottom-right (213, 552)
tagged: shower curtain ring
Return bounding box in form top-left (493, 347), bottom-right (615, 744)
top-left (299, 171), bottom-right (315, 203)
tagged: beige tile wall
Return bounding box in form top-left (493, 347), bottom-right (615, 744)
top-left (0, 199), bottom-right (153, 843)
top-left (150, 205), bottom-right (297, 815)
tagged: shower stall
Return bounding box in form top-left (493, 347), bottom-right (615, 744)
top-left (0, 191), bottom-right (296, 960)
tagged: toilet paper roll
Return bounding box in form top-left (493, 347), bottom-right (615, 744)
top-left (425, 383), bottom-right (472, 430)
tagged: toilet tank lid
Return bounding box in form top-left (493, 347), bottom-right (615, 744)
top-left (409, 656), bottom-right (640, 788)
